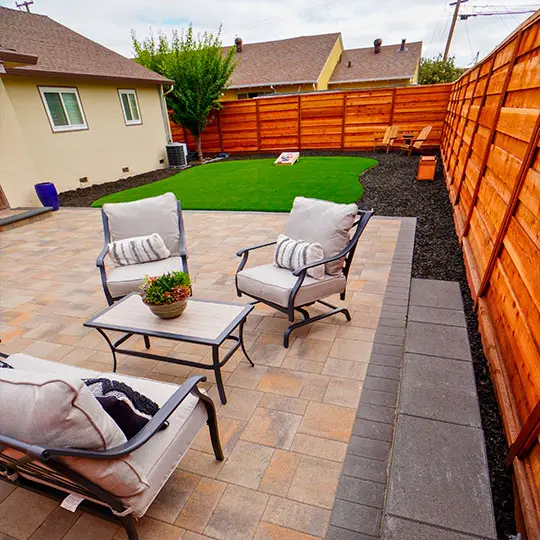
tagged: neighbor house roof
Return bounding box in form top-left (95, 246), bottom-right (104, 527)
top-left (0, 6), bottom-right (171, 84)
top-left (224, 33), bottom-right (341, 89)
top-left (329, 41), bottom-right (422, 84)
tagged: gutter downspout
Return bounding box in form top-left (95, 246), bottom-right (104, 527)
top-left (159, 84), bottom-right (174, 144)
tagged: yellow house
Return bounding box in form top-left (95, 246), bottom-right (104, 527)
top-left (0, 7), bottom-right (173, 208)
top-left (221, 34), bottom-right (422, 101)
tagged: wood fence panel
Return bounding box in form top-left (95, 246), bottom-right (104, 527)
top-left (440, 12), bottom-right (540, 537)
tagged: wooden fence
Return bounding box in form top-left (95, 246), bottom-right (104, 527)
top-left (441, 12), bottom-right (540, 537)
top-left (171, 84), bottom-right (451, 153)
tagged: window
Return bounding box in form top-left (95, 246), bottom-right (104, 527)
top-left (39, 87), bottom-right (87, 132)
top-left (119, 89), bottom-right (142, 125)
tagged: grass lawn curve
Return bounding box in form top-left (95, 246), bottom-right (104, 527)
top-left (92, 156), bottom-right (377, 211)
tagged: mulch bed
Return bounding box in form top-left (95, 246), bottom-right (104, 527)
top-left (59, 150), bottom-right (515, 537)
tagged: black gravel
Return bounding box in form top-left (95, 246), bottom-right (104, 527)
top-left (59, 150), bottom-right (515, 537)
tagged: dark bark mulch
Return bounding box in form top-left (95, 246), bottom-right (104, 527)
top-left (59, 150), bottom-right (515, 537)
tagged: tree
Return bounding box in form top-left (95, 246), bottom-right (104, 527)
top-left (418, 54), bottom-right (465, 85)
top-left (132, 26), bottom-right (236, 161)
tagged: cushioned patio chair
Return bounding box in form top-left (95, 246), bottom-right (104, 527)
top-left (97, 192), bottom-right (188, 306)
top-left (235, 197), bottom-right (373, 347)
top-left (0, 352), bottom-right (223, 540)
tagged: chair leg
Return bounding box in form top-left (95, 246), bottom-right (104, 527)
top-left (119, 515), bottom-right (139, 540)
top-left (143, 335), bottom-right (151, 349)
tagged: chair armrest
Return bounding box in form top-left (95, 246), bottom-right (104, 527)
top-left (236, 241), bottom-right (277, 257)
top-left (41, 376), bottom-right (208, 461)
top-left (96, 245), bottom-right (109, 268)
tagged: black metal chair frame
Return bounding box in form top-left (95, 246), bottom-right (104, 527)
top-left (0, 360), bottom-right (223, 540)
top-left (235, 209), bottom-right (373, 347)
top-left (96, 201), bottom-right (189, 307)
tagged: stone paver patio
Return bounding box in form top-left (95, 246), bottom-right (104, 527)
top-left (0, 209), bottom-right (402, 540)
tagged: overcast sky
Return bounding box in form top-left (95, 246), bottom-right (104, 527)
top-left (2, 0), bottom-right (537, 67)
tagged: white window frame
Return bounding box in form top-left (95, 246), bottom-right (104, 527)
top-left (118, 89), bottom-right (142, 125)
top-left (39, 86), bottom-right (88, 133)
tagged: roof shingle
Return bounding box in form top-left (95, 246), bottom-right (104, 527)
top-left (329, 41), bottom-right (422, 84)
top-left (0, 7), bottom-right (170, 84)
top-left (225, 33), bottom-right (341, 89)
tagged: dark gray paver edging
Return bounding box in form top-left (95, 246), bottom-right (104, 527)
top-left (0, 207), bottom-right (53, 227)
top-left (327, 217), bottom-right (416, 540)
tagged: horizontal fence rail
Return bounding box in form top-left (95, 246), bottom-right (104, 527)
top-left (171, 85), bottom-right (452, 154)
top-left (441, 11), bottom-right (540, 537)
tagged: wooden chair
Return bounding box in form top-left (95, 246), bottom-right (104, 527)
top-left (373, 125), bottom-right (399, 153)
top-left (400, 125), bottom-right (432, 155)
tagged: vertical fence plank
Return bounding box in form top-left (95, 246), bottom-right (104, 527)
top-left (217, 110), bottom-right (224, 154)
top-left (340, 92), bottom-right (346, 150)
top-left (255, 99), bottom-right (261, 152)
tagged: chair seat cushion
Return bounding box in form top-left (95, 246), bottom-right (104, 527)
top-left (237, 264), bottom-right (346, 308)
top-left (107, 256), bottom-right (184, 298)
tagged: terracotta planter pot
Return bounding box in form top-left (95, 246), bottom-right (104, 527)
top-left (145, 298), bottom-right (188, 319)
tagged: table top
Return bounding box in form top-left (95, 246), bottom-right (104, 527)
top-left (84, 293), bottom-right (254, 345)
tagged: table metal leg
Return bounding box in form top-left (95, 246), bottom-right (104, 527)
top-left (96, 328), bottom-right (118, 372)
top-left (144, 335), bottom-right (151, 349)
top-left (239, 319), bottom-right (254, 367)
top-left (212, 346), bottom-right (227, 405)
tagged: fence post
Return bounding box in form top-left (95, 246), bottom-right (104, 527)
top-left (462, 30), bottom-right (523, 238)
top-left (453, 57), bottom-right (495, 205)
top-left (475, 114), bottom-right (540, 301)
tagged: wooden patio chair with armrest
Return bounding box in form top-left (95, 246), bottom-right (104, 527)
top-left (0, 351), bottom-right (223, 540)
top-left (399, 125), bottom-right (432, 155)
top-left (373, 125), bottom-right (399, 153)
top-left (235, 199), bottom-right (373, 347)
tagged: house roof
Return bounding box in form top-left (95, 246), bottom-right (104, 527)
top-left (0, 7), bottom-right (171, 84)
top-left (225, 33), bottom-right (341, 89)
top-left (329, 41), bottom-right (422, 84)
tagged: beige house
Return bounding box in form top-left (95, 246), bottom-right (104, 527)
top-left (0, 7), bottom-right (172, 208)
top-left (221, 34), bottom-right (422, 101)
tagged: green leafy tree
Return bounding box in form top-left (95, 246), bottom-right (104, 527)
top-left (418, 54), bottom-right (465, 85)
top-left (132, 26), bottom-right (236, 161)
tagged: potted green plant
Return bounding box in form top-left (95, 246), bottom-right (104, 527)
top-left (139, 271), bottom-right (192, 319)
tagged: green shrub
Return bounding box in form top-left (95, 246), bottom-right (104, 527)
top-left (140, 271), bottom-right (191, 305)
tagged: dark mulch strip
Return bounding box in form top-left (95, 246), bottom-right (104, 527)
top-left (58, 150), bottom-right (514, 537)
top-left (357, 151), bottom-right (515, 540)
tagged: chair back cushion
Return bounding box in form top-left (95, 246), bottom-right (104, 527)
top-left (103, 193), bottom-right (181, 256)
top-left (0, 368), bottom-right (148, 497)
top-left (108, 233), bottom-right (170, 267)
top-left (285, 197), bottom-right (358, 275)
top-left (274, 234), bottom-right (325, 279)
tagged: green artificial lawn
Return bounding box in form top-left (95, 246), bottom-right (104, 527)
top-left (92, 156), bottom-right (377, 211)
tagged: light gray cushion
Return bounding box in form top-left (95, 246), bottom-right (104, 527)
top-left (103, 193), bottom-right (181, 256)
top-left (285, 197), bottom-right (358, 275)
top-left (107, 256), bottom-right (184, 298)
top-left (108, 233), bottom-right (170, 267)
top-left (274, 234), bottom-right (325, 280)
top-left (0, 363), bottom-right (148, 498)
top-left (237, 263), bottom-right (346, 307)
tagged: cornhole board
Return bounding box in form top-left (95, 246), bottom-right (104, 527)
top-left (274, 152), bottom-right (300, 165)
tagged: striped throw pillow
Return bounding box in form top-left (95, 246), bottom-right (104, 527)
top-left (274, 234), bottom-right (325, 280)
top-left (108, 233), bottom-right (170, 266)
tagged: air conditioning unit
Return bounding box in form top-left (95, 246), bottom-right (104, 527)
top-left (166, 143), bottom-right (188, 168)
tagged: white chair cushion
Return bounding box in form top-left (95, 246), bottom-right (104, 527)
top-left (103, 193), bottom-right (181, 256)
top-left (108, 373), bottom-right (207, 518)
top-left (237, 263), bottom-right (346, 308)
top-left (107, 256), bottom-right (184, 298)
top-left (285, 197), bottom-right (358, 275)
top-left (7, 353), bottom-right (100, 378)
top-left (0, 360), bottom-right (148, 498)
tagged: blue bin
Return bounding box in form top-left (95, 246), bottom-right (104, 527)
top-left (34, 182), bottom-right (59, 211)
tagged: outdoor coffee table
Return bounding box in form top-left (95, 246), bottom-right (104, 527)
top-left (84, 293), bottom-right (254, 404)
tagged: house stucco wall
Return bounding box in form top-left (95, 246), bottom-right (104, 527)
top-left (0, 75), bottom-right (168, 207)
top-left (316, 36), bottom-right (343, 91)
top-left (327, 78), bottom-right (413, 90)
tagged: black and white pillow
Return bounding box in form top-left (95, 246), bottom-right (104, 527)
top-left (108, 233), bottom-right (170, 266)
top-left (83, 378), bottom-right (166, 439)
top-left (274, 234), bottom-right (325, 280)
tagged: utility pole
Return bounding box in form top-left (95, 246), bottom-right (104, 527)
top-left (15, 0), bottom-right (33, 12)
top-left (444, 0), bottom-right (468, 61)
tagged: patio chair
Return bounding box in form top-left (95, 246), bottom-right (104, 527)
top-left (97, 192), bottom-right (188, 306)
top-left (235, 197), bottom-right (373, 347)
top-left (373, 125), bottom-right (399, 153)
top-left (0, 351), bottom-right (223, 540)
top-left (399, 125), bottom-right (432, 155)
